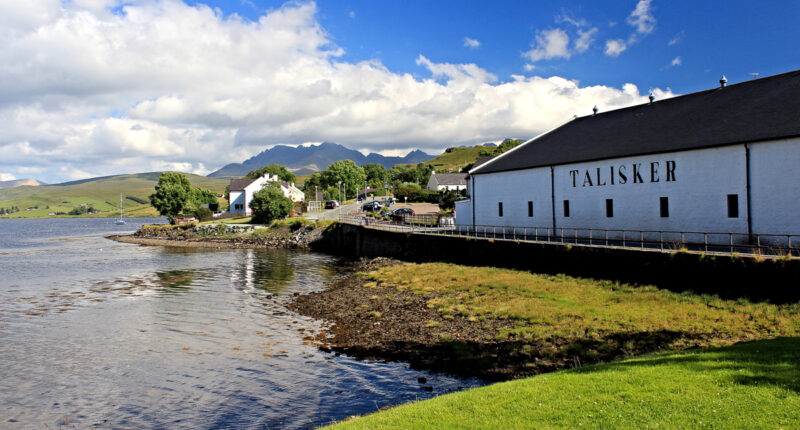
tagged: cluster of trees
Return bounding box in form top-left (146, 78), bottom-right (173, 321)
top-left (478, 139), bottom-right (523, 158)
top-left (249, 183), bottom-right (293, 224)
top-left (0, 206), bottom-right (20, 215)
top-left (246, 164), bottom-right (296, 183)
top-left (149, 172), bottom-right (219, 222)
top-left (67, 205), bottom-right (98, 215)
top-left (301, 160), bottom-right (435, 201)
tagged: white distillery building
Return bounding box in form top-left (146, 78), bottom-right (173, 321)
top-left (455, 70), bottom-right (800, 244)
top-left (229, 174), bottom-right (305, 216)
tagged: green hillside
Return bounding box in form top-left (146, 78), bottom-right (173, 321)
top-left (0, 172), bottom-right (228, 219)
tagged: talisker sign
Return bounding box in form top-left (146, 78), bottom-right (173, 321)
top-left (568, 160), bottom-right (676, 187)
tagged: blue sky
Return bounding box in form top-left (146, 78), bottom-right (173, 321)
top-left (197, 0), bottom-right (800, 93)
top-left (1, 0), bottom-right (799, 183)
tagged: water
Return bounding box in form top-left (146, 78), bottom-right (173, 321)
top-left (0, 218), bottom-right (482, 429)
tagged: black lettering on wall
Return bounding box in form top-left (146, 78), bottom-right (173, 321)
top-left (610, 166), bottom-right (615, 185)
top-left (569, 170), bottom-right (579, 187)
top-left (582, 171), bottom-right (593, 187)
top-left (650, 162), bottom-right (660, 182)
top-left (633, 164), bottom-right (644, 183)
top-left (595, 168), bottom-right (606, 186)
top-left (666, 160), bottom-right (676, 182)
top-left (618, 165), bottom-right (627, 184)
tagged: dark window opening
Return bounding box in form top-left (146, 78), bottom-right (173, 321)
top-left (498, 202), bottom-right (503, 217)
top-left (727, 194), bottom-right (739, 218)
top-left (660, 197), bottom-right (669, 218)
top-left (605, 199), bottom-right (613, 218)
top-left (563, 200), bottom-right (570, 217)
top-left (528, 201), bottom-right (533, 217)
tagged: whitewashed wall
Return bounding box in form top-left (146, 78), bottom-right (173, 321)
top-left (457, 145), bottom-right (777, 243)
top-left (470, 168), bottom-right (553, 228)
top-left (454, 199), bottom-right (472, 227)
top-left (229, 191), bottom-right (246, 214)
top-left (749, 137), bottom-right (800, 235)
top-left (554, 146), bottom-right (748, 234)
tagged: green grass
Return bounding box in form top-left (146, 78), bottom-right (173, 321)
top-left (366, 263), bottom-right (800, 347)
top-left (0, 172), bottom-right (228, 219)
top-left (405, 146), bottom-right (485, 172)
top-left (329, 337), bottom-right (800, 429)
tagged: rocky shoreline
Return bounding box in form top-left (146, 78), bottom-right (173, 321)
top-left (107, 223), bottom-right (325, 250)
top-left (290, 258), bottom-right (567, 382)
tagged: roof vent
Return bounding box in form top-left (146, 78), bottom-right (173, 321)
top-left (592, 105), bottom-right (598, 116)
top-left (719, 75), bottom-right (727, 88)
top-left (648, 92), bottom-right (655, 104)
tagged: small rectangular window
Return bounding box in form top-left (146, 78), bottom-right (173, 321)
top-left (727, 194), bottom-right (739, 218)
top-left (527, 201), bottom-right (533, 217)
top-left (563, 200), bottom-right (570, 217)
top-left (498, 202), bottom-right (503, 217)
top-left (660, 197), bottom-right (669, 218)
top-left (605, 199), bottom-right (614, 218)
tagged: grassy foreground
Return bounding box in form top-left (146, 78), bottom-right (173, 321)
top-left (330, 337), bottom-right (800, 429)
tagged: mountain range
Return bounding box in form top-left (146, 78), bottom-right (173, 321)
top-left (208, 142), bottom-right (433, 178)
top-left (0, 178), bottom-right (47, 189)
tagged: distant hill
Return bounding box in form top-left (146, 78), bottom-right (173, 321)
top-left (0, 178), bottom-right (46, 189)
top-left (0, 172), bottom-right (228, 219)
top-left (208, 142), bottom-right (433, 178)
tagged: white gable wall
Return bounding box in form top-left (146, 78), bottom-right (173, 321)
top-left (749, 137), bottom-right (800, 235)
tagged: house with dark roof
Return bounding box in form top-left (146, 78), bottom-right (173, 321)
top-left (455, 69), bottom-right (800, 243)
top-left (426, 171), bottom-right (468, 192)
top-left (229, 174), bottom-right (304, 216)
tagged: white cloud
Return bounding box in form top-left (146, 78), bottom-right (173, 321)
top-left (463, 37), bottom-right (480, 49)
top-left (0, 1), bottom-right (673, 183)
top-left (604, 39), bottom-right (627, 57)
top-left (669, 30), bottom-right (685, 46)
top-left (574, 28), bottom-right (598, 53)
top-left (0, 173), bottom-right (16, 181)
top-left (555, 11), bottom-right (587, 27)
top-left (348, 10), bottom-right (355, 19)
top-left (627, 0), bottom-right (656, 35)
top-left (524, 28), bottom-right (571, 62)
top-left (670, 56), bottom-right (682, 67)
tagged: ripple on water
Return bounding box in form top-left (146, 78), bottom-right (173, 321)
top-left (0, 220), bottom-right (484, 428)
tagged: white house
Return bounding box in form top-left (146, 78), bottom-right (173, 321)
top-left (456, 70), bottom-right (800, 244)
top-left (229, 174), bottom-right (305, 216)
top-left (426, 171), bottom-right (468, 192)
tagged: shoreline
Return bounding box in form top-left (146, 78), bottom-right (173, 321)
top-left (107, 234), bottom-right (273, 249)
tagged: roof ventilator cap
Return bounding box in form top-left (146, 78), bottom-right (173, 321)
top-left (592, 105), bottom-right (599, 116)
top-left (720, 75), bottom-right (727, 87)
top-left (649, 92), bottom-right (655, 104)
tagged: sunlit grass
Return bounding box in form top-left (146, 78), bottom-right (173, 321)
top-left (365, 263), bottom-right (800, 348)
top-left (328, 337), bottom-right (800, 429)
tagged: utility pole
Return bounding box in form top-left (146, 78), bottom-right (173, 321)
top-left (337, 181), bottom-right (342, 204)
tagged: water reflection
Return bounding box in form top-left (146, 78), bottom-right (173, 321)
top-left (229, 249), bottom-right (296, 294)
top-left (0, 219), bottom-right (484, 429)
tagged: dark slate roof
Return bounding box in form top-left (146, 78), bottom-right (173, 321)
top-left (433, 172), bottom-right (468, 186)
top-left (472, 69), bottom-right (800, 175)
top-left (230, 178), bottom-right (256, 191)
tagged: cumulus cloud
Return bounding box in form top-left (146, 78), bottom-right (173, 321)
top-left (0, 173), bottom-right (16, 181)
top-left (524, 28), bottom-right (571, 62)
top-left (574, 28), bottom-right (598, 53)
top-left (0, 1), bottom-right (672, 183)
top-left (670, 56), bottom-right (682, 67)
top-left (627, 0), bottom-right (656, 35)
top-left (605, 39), bottom-right (627, 57)
top-left (668, 30), bottom-right (685, 46)
top-left (463, 37), bottom-right (480, 48)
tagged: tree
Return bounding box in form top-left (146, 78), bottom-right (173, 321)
top-left (478, 139), bottom-right (523, 157)
top-left (246, 164), bottom-right (296, 184)
top-left (149, 172), bottom-right (192, 222)
top-left (362, 163), bottom-right (387, 188)
top-left (190, 187), bottom-right (217, 207)
top-left (249, 183), bottom-right (293, 224)
top-left (321, 160), bottom-right (366, 200)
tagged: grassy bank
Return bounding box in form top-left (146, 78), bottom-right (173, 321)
top-left (330, 336), bottom-right (800, 429)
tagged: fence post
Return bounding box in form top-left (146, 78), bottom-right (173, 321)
top-left (730, 233), bottom-right (734, 253)
top-left (641, 231), bottom-right (644, 249)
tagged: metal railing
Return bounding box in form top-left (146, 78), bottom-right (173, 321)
top-left (339, 214), bottom-right (800, 257)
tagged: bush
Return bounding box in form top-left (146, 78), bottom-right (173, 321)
top-left (249, 183), bottom-right (293, 224)
top-left (193, 207), bottom-right (213, 221)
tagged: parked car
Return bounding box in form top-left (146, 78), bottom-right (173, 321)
top-left (388, 207), bottom-right (414, 220)
top-left (324, 200), bottom-right (340, 209)
top-left (362, 201), bottom-right (383, 212)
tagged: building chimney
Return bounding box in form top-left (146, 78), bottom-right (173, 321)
top-left (592, 105), bottom-right (598, 116)
top-left (649, 92), bottom-right (655, 104)
top-left (719, 75), bottom-right (727, 88)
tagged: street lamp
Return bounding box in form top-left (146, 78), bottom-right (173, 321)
top-left (337, 181), bottom-right (341, 205)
